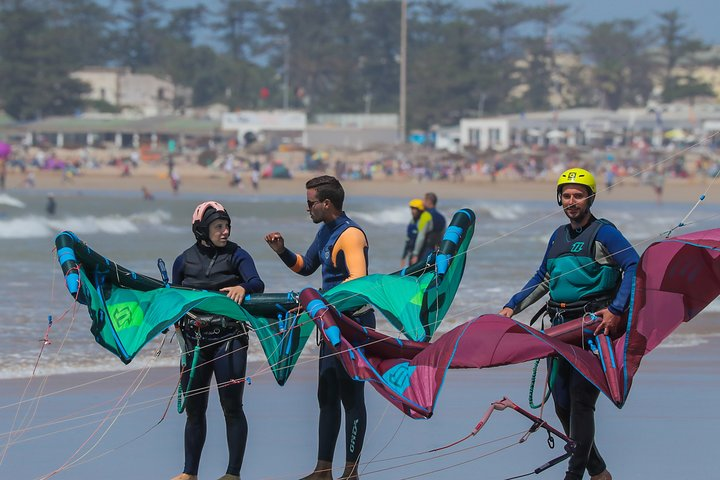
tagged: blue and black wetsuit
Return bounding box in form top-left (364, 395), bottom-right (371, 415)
top-left (172, 241), bottom-right (264, 477)
top-left (277, 213), bottom-right (374, 465)
top-left (504, 217), bottom-right (639, 480)
top-left (402, 219), bottom-right (419, 263)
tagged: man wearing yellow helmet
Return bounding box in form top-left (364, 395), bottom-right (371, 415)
top-left (499, 168), bottom-right (639, 480)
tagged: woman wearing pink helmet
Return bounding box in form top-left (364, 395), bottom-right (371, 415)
top-left (171, 201), bottom-right (265, 480)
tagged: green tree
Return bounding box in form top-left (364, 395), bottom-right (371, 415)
top-left (406, 1), bottom-right (480, 127)
top-left (154, 6), bottom-right (207, 105)
top-left (211, 1), bottom-right (274, 109)
top-left (167, 5), bottom-right (206, 45)
top-left (355, 0), bottom-right (401, 114)
top-left (118, 0), bottom-right (165, 70)
top-left (464, 1), bottom-right (531, 114)
top-left (214, 0), bottom-right (270, 61)
top-left (0, 1), bottom-right (89, 120)
top-left (574, 20), bottom-right (653, 110)
top-left (49, 0), bottom-right (116, 68)
top-left (516, 3), bottom-right (568, 111)
top-left (268, 0), bottom-right (362, 113)
top-left (656, 9), bottom-right (713, 103)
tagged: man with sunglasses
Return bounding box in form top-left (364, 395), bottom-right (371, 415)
top-left (265, 175), bottom-right (374, 480)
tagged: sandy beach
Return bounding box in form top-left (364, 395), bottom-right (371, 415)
top-left (6, 165), bottom-right (720, 205)
top-left (1, 337), bottom-right (717, 480)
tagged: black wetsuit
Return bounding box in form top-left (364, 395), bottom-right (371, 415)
top-left (277, 213), bottom-right (374, 464)
top-left (422, 207), bottom-right (446, 258)
top-left (317, 309), bottom-right (375, 463)
top-left (172, 241), bottom-right (264, 477)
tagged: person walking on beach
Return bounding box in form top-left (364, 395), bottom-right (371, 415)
top-left (171, 201), bottom-right (265, 480)
top-left (265, 175), bottom-right (374, 480)
top-left (498, 168), bottom-right (638, 480)
top-left (410, 192), bottom-right (446, 264)
top-left (651, 166), bottom-right (665, 205)
top-left (403, 198), bottom-right (432, 267)
top-left (170, 167), bottom-right (181, 194)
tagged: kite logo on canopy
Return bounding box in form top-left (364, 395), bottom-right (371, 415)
top-left (382, 362), bottom-right (416, 394)
top-left (112, 306), bottom-right (133, 329)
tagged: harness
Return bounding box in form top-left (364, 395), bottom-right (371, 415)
top-left (179, 311), bottom-right (248, 336)
top-left (176, 312), bottom-right (249, 413)
top-left (544, 295), bottom-right (614, 327)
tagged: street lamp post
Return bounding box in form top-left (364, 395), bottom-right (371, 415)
top-left (399, 0), bottom-right (407, 143)
top-left (282, 35), bottom-right (290, 110)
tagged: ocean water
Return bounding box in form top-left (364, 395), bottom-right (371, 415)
top-left (1, 187), bottom-right (719, 379)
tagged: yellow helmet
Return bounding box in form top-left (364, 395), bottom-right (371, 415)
top-left (408, 198), bottom-right (425, 210)
top-left (556, 168), bottom-right (596, 206)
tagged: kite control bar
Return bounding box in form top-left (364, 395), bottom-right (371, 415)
top-left (432, 397), bottom-right (575, 475)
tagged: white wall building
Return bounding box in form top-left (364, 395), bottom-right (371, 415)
top-left (459, 118), bottom-right (511, 151)
top-left (71, 67), bottom-right (192, 117)
top-left (222, 110), bottom-right (308, 146)
top-left (460, 104), bottom-right (720, 151)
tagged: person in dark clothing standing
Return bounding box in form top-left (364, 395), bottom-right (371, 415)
top-left (46, 193), bottom-right (57, 216)
top-left (422, 192), bottom-right (446, 257)
top-left (171, 201), bottom-right (265, 480)
top-left (265, 175), bottom-right (374, 480)
top-left (499, 169), bottom-right (638, 480)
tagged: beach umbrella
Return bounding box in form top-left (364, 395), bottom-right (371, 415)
top-left (0, 141), bottom-right (11, 159)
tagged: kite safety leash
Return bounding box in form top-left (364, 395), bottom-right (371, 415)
top-left (528, 358), bottom-right (554, 409)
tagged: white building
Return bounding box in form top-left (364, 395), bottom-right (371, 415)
top-left (71, 67), bottom-right (192, 117)
top-left (459, 118), bottom-right (511, 151)
top-left (460, 104), bottom-right (720, 151)
top-left (222, 110), bottom-right (308, 146)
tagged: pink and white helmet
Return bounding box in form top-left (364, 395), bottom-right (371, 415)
top-left (192, 201), bottom-right (231, 241)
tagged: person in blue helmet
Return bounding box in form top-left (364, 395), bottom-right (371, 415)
top-left (171, 201), bottom-right (264, 480)
top-left (499, 168), bottom-right (639, 480)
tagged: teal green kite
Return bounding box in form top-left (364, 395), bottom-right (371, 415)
top-left (54, 209), bottom-right (473, 385)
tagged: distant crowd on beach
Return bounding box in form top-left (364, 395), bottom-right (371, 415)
top-left (1, 136), bottom-right (718, 198)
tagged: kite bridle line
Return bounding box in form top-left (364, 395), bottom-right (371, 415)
top-left (35, 330), bottom-right (170, 480)
top-left (0, 259), bottom-right (84, 469)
